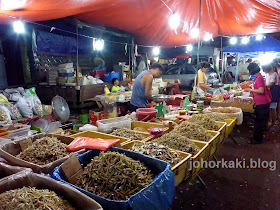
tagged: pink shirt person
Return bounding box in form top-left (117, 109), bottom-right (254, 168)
top-left (252, 73), bottom-right (272, 105)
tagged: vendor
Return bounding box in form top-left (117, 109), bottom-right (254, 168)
top-left (194, 61), bottom-right (213, 93)
top-left (244, 63), bottom-right (271, 144)
top-left (129, 63), bottom-right (164, 111)
top-left (111, 78), bottom-right (120, 92)
top-left (239, 58), bottom-right (252, 81)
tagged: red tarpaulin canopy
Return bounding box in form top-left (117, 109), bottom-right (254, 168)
top-left (0, 0), bottom-right (280, 47)
top-left (176, 54), bottom-right (190, 59)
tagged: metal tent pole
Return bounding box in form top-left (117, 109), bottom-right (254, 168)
top-left (235, 53), bottom-right (240, 82)
top-left (196, 0), bottom-right (202, 70)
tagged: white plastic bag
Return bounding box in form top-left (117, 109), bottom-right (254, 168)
top-left (16, 97), bottom-right (33, 119)
top-left (26, 88), bottom-right (43, 116)
top-left (4, 103), bottom-right (22, 120)
top-left (203, 106), bottom-right (243, 125)
top-left (0, 104), bottom-right (12, 126)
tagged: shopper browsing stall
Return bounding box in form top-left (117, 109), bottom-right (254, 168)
top-left (130, 63), bottom-right (164, 111)
top-left (262, 64), bottom-right (279, 131)
top-left (244, 63), bottom-right (272, 144)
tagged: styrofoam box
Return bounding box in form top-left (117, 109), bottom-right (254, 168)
top-left (97, 117), bottom-right (132, 133)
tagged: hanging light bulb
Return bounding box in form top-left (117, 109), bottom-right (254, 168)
top-left (169, 12), bottom-right (180, 34)
top-left (256, 34), bottom-right (263, 41)
top-left (190, 28), bottom-right (199, 38)
top-left (153, 47), bottom-right (160, 56)
top-left (93, 39), bottom-right (104, 50)
top-left (241, 37), bottom-right (250, 44)
top-left (204, 33), bottom-right (213, 41)
top-left (186, 44), bottom-right (193, 52)
top-left (13, 20), bottom-right (24, 33)
top-left (230, 37), bottom-right (237, 45)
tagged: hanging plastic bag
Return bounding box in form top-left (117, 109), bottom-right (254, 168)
top-left (0, 104), bottom-right (12, 126)
top-left (16, 97), bottom-right (33, 119)
top-left (26, 88), bottom-right (43, 116)
top-left (4, 103), bottom-right (22, 120)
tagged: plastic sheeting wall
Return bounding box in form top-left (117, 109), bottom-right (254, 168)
top-left (0, 0), bottom-right (279, 47)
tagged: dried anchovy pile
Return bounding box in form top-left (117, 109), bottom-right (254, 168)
top-left (133, 127), bottom-right (147, 132)
top-left (172, 121), bottom-right (212, 141)
top-left (0, 187), bottom-right (74, 210)
top-left (76, 151), bottom-right (153, 201)
top-left (111, 128), bottom-right (146, 140)
top-left (203, 113), bottom-right (228, 122)
top-left (211, 107), bottom-right (238, 113)
top-left (16, 137), bottom-right (70, 165)
top-left (188, 114), bottom-right (220, 131)
top-left (155, 133), bottom-right (200, 155)
top-left (130, 142), bottom-right (183, 167)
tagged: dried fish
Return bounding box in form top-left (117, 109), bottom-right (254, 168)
top-left (16, 136), bottom-right (70, 165)
top-left (155, 133), bottom-right (200, 155)
top-left (211, 107), bottom-right (238, 113)
top-left (133, 127), bottom-right (147, 132)
top-left (111, 128), bottom-right (146, 140)
top-left (172, 121), bottom-right (212, 141)
top-left (130, 142), bottom-right (183, 167)
top-left (203, 113), bottom-right (228, 122)
top-left (76, 151), bottom-right (154, 201)
top-left (188, 114), bottom-right (220, 131)
top-left (0, 187), bottom-right (74, 210)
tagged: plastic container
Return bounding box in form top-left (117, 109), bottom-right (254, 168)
top-left (96, 117), bottom-right (132, 133)
top-left (92, 69), bottom-right (107, 80)
top-left (136, 108), bottom-right (158, 121)
top-left (104, 72), bottom-right (120, 82)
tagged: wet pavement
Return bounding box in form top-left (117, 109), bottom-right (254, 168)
top-left (172, 115), bottom-right (280, 210)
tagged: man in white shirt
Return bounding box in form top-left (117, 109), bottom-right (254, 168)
top-left (239, 58), bottom-right (252, 81)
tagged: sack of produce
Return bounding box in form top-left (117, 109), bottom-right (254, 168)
top-left (0, 134), bottom-right (85, 174)
top-left (4, 103), bottom-right (22, 120)
top-left (0, 171), bottom-right (102, 209)
top-left (0, 104), bottom-right (12, 126)
top-left (203, 106), bottom-right (243, 125)
top-left (25, 87), bottom-right (43, 116)
top-left (16, 97), bottom-right (33, 119)
top-left (51, 147), bottom-right (175, 210)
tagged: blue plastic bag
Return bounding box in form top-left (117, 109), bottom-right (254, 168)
top-left (50, 147), bottom-right (175, 210)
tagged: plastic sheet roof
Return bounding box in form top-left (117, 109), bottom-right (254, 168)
top-left (224, 35), bottom-right (280, 53)
top-left (1, 0), bottom-right (280, 47)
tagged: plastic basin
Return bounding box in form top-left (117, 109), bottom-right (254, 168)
top-left (136, 108), bottom-right (158, 121)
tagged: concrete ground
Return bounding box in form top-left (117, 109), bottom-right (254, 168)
top-left (171, 115), bottom-right (280, 210)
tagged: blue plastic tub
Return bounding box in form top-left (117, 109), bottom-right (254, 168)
top-left (51, 147), bottom-right (175, 210)
top-left (104, 72), bottom-right (120, 82)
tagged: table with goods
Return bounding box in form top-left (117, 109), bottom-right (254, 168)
top-left (0, 85), bottom-right (241, 209)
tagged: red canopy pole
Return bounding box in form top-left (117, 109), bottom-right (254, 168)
top-left (197, 0), bottom-right (202, 71)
